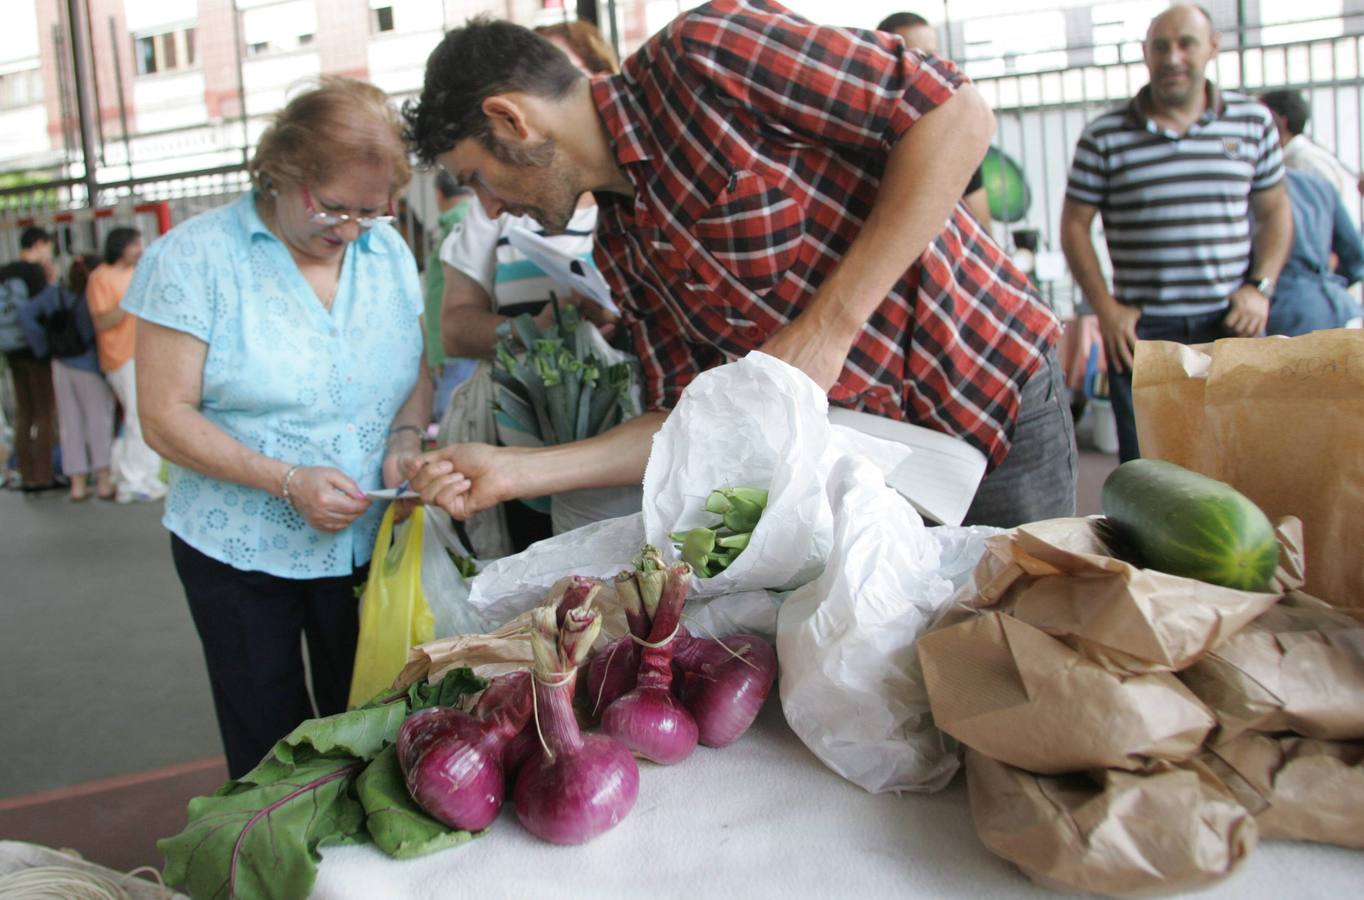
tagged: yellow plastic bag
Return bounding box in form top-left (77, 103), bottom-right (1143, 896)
top-left (347, 505), bottom-right (435, 707)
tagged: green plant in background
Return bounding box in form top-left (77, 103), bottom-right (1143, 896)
top-left (0, 171), bottom-right (61, 213)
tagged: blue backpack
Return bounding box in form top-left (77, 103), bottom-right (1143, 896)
top-left (0, 275), bottom-right (32, 353)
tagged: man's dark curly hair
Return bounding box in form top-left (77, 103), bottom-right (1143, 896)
top-left (403, 17), bottom-right (584, 165)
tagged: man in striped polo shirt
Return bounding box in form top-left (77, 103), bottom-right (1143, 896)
top-left (1061, 3), bottom-right (1292, 462)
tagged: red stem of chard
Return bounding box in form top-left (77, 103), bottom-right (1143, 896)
top-left (228, 761), bottom-right (364, 899)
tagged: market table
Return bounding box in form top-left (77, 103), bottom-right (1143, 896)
top-left (311, 701), bottom-right (1364, 899)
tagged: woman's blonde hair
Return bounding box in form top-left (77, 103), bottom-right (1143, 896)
top-left (250, 77), bottom-right (412, 198)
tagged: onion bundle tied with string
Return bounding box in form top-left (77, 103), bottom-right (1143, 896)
top-left (590, 546), bottom-right (778, 753)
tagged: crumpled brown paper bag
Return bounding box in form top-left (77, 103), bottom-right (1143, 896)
top-left (392, 576), bottom-right (630, 691)
top-left (966, 750), bottom-right (1258, 897)
top-left (919, 611), bottom-right (1215, 773)
top-left (1132, 332), bottom-right (1364, 610)
top-left (1178, 591), bottom-right (1364, 743)
top-left (1201, 732), bottom-right (1364, 848)
top-left (965, 517), bottom-right (1302, 674)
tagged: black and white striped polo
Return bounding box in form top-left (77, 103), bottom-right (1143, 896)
top-left (1067, 84), bottom-right (1284, 316)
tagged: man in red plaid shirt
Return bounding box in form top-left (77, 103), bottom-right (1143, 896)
top-left (404, 0), bottom-right (1076, 527)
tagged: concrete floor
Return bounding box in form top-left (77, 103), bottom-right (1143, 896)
top-left (0, 488), bottom-right (222, 799)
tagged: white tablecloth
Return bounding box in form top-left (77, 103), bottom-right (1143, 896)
top-left (313, 701), bottom-right (1364, 899)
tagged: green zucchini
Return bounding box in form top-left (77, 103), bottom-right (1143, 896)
top-left (1101, 459), bottom-right (1278, 592)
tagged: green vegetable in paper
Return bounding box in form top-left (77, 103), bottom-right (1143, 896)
top-left (158, 668), bottom-right (487, 899)
top-left (671, 487), bottom-right (769, 577)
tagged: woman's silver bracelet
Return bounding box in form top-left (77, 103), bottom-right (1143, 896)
top-left (281, 463), bottom-right (303, 505)
top-left (387, 424), bottom-right (424, 444)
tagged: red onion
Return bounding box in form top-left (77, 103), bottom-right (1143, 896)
top-left (586, 636), bottom-right (640, 717)
top-left (673, 632), bottom-right (777, 748)
top-left (398, 702), bottom-right (525, 832)
top-left (600, 560), bottom-right (698, 764)
top-left (514, 606), bottom-right (639, 845)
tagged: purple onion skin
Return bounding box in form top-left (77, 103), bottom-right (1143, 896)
top-left (473, 671), bottom-right (532, 721)
top-left (601, 685), bottom-right (698, 764)
top-left (674, 634), bottom-right (777, 748)
top-left (501, 724), bottom-right (539, 781)
top-left (513, 733), bottom-right (640, 845)
top-left (586, 637), bottom-right (640, 718)
top-left (397, 708), bottom-right (510, 832)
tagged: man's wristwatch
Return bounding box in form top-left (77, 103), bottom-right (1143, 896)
top-left (495, 319), bottom-right (514, 346)
top-left (1243, 274), bottom-right (1275, 298)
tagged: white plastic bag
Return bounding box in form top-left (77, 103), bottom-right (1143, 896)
top-left (550, 484), bottom-right (644, 535)
top-left (464, 513), bottom-right (647, 628)
top-left (642, 353), bottom-right (840, 597)
top-left (417, 508), bottom-right (491, 637)
top-left (777, 455), bottom-right (1000, 794)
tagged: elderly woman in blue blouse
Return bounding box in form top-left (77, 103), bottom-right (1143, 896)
top-left (126, 79), bottom-right (444, 778)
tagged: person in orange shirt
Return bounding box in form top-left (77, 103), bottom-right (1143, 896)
top-left (86, 226), bottom-right (166, 503)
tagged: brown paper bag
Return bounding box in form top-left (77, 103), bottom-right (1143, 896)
top-left (966, 750), bottom-right (1257, 897)
top-left (1132, 331), bottom-right (1364, 609)
top-left (1201, 732), bottom-right (1364, 848)
top-left (966, 517), bottom-right (1301, 674)
top-left (392, 576), bottom-right (630, 691)
top-left (919, 612), bottom-right (1215, 773)
top-left (1178, 591), bottom-right (1364, 743)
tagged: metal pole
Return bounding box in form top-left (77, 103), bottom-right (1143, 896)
top-left (605, 0), bottom-right (621, 62)
top-left (84, 0), bottom-right (106, 166)
top-left (943, 1), bottom-right (955, 61)
top-left (231, 3), bottom-right (250, 166)
top-left (108, 16), bottom-right (133, 182)
top-left (52, 25), bottom-right (76, 170)
top-left (64, 0), bottom-right (100, 210)
top-left (1236, 0), bottom-right (1247, 89)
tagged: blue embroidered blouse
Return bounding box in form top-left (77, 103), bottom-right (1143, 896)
top-left (123, 191), bottom-right (423, 578)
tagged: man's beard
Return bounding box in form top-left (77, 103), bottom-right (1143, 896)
top-left (485, 135), bottom-right (579, 234)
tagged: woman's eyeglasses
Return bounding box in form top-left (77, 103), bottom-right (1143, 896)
top-left (302, 188), bottom-right (396, 231)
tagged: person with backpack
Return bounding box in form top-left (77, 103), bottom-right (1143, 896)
top-left (19, 254), bottom-right (115, 501)
top-left (0, 225), bottom-right (59, 493)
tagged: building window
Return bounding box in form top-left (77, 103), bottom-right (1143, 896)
top-left (0, 69), bottom-right (43, 110)
top-left (242, 1), bottom-right (321, 56)
top-left (133, 28), bottom-right (197, 76)
top-left (372, 6), bottom-right (394, 33)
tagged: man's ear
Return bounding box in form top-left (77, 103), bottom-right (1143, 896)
top-left (482, 95), bottom-right (532, 144)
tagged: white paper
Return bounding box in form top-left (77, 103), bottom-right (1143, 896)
top-left (642, 352), bottom-right (839, 597)
top-left (777, 454), bottom-right (1001, 795)
top-left (506, 225), bottom-right (619, 314)
top-left (364, 487), bottom-right (420, 500)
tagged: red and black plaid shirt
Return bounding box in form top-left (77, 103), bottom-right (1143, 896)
top-left (591, 0), bottom-right (1058, 467)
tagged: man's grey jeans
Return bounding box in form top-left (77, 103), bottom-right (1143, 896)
top-left (962, 347), bottom-right (1077, 528)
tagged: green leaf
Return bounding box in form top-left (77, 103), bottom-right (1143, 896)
top-left (510, 314), bottom-right (541, 354)
top-left (677, 527), bottom-right (717, 577)
top-left (356, 746), bottom-right (480, 860)
top-left (160, 669), bottom-right (487, 898)
top-left (159, 756), bottom-right (367, 900)
top-left (407, 667), bottom-right (487, 713)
